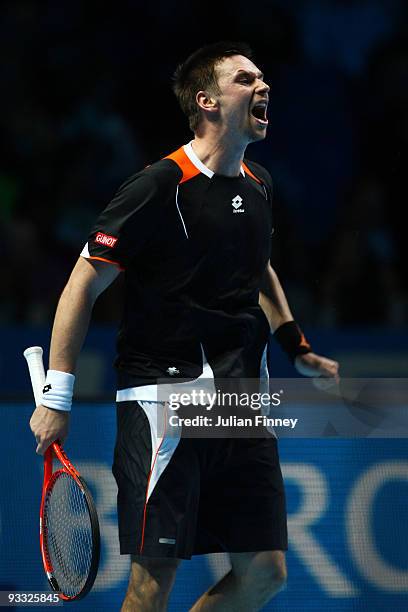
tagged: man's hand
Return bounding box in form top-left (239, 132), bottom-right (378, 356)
top-left (294, 352), bottom-right (340, 382)
top-left (29, 405), bottom-right (70, 455)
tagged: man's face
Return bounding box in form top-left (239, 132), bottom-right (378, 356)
top-left (213, 55), bottom-right (270, 143)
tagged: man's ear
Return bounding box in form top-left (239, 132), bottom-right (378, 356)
top-left (196, 90), bottom-right (219, 115)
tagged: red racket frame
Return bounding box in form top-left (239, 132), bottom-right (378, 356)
top-left (40, 441), bottom-right (100, 601)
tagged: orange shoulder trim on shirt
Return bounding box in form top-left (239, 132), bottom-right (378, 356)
top-left (164, 146), bottom-right (201, 184)
top-left (242, 162), bottom-right (262, 184)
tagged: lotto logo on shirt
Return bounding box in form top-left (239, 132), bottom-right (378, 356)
top-left (95, 232), bottom-right (118, 248)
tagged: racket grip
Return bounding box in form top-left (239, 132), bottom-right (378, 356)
top-left (24, 346), bottom-right (46, 407)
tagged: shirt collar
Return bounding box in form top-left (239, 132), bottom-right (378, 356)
top-left (183, 141), bottom-right (245, 178)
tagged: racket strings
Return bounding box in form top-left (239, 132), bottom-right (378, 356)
top-left (44, 472), bottom-right (93, 597)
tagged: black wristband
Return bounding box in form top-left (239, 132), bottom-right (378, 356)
top-left (273, 321), bottom-right (312, 363)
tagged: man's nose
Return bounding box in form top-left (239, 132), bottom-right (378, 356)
top-left (257, 79), bottom-right (270, 95)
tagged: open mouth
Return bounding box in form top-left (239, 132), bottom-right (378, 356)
top-left (250, 101), bottom-right (268, 125)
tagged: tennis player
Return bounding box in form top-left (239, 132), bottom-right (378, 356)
top-left (30, 42), bottom-right (339, 611)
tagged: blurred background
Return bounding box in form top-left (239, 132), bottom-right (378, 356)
top-left (0, 2), bottom-right (407, 610)
top-left (1, 0), bottom-right (407, 395)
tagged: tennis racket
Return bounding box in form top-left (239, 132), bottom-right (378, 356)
top-left (24, 346), bottom-right (100, 601)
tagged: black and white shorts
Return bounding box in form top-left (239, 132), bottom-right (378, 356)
top-left (112, 399), bottom-right (288, 559)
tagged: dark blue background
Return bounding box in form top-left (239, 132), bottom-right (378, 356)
top-left (1, 402), bottom-right (407, 610)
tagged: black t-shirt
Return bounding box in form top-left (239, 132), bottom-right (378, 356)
top-left (81, 142), bottom-right (274, 388)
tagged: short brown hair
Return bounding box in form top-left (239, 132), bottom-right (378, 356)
top-left (172, 41), bottom-right (254, 132)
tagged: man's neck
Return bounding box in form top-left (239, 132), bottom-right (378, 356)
top-left (190, 135), bottom-right (247, 177)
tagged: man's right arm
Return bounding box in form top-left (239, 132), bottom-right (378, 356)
top-left (29, 256), bottom-right (120, 455)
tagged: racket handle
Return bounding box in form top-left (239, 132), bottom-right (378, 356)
top-left (24, 346), bottom-right (46, 407)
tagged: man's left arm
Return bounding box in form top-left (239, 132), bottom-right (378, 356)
top-left (259, 262), bottom-right (339, 380)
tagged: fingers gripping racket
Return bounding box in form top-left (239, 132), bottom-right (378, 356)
top-left (24, 346), bottom-right (100, 601)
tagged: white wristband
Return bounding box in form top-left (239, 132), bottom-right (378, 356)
top-left (41, 370), bottom-right (75, 412)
